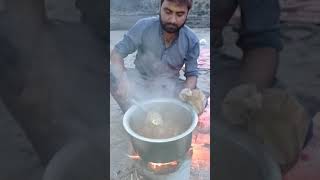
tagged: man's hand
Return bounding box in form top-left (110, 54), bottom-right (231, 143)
top-left (179, 88), bottom-right (193, 101)
top-left (179, 88), bottom-right (206, 115)
top-left (110, 49), bottom-right (126, 78)
top-left (110, 48), bottom-right (129, 97)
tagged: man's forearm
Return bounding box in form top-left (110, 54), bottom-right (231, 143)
top-left (184, 76), bottom-right (197, 89)
top-left (110, 49), bottom-right (126, 80)
top-left (240, 47), bottom-right (279, 90)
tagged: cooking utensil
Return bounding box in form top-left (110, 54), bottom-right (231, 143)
top-left (123, 98), bottom-right (198, 163)
top-left (212, 120), bottom-right (282, 180)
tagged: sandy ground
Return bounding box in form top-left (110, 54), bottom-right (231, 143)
top-left (110, 28), bottom-right (210, 179)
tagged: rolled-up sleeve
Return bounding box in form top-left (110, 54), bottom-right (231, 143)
top-left (114, 19), bottom-right (146, 58)
top-left (184, 42), bottom-right (200, 77)
top-left (236, 0), bottom-right (283, 51)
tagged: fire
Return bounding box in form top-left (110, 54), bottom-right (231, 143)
top-left (126, 126), bottom-right (210, 174)
top-left (191, 100), bottom-right (210, 167)
top-left (147, 160), bottom-right (179, 173)
top-left (128, 154), bottom-right (141, 160)
top-left (127, 151), bottom-right (179, 173)
top-left (191, 132), bottom-right (210, 170)
top-left (127, 150), bottom-right (141, 160)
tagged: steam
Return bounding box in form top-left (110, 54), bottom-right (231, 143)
top-left (126, 74), bottom-right (180, 103)
top-left (124, 51), bottom-right (182, 102)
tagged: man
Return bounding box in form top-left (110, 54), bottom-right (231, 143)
top-left (212, 0), bottom-right (284, 122)
top-left (213, 0), bottom-right (282, 91)
top-left (110, 0), bottom-right (200, 113)
top-left (213, 0), bottom-right (313, 173)
top-left (212, 0), bottom-right (285, 127)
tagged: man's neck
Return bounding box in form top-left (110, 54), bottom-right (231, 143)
top-left (163, 31), bottom-right (177, 48)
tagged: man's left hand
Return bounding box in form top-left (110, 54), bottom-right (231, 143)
top-left (179, 88), bottom-right (206, 115)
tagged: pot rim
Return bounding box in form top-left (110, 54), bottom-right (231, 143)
top-left (123, 98), bottom-right (198, 143)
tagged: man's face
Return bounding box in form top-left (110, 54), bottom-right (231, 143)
top-left (160, 0), bottom-right (189, 33)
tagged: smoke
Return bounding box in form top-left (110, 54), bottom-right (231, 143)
top-left (124, 51), bottom-right (182, 103)
top-left (128, 75), bottom-right (180, 102)
top-left (110, 49), bottom-right (181, 104)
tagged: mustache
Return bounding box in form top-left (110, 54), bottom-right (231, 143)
top-left (164, 23), bottom-right (178, 27)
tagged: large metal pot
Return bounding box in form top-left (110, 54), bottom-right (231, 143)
top-left (212, 121), bottom-right (282, 180)
top-left (123, 98), bottom-right (198, 163)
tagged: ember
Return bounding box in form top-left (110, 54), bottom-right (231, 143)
top-left (191, 131), bottom-right (210, 172)
top-left (147, 161), bottom-right (180, 173)
top-left (127, 149), bottom-right (180, 174)
top-left (128, 154), bottom-right (141, 161)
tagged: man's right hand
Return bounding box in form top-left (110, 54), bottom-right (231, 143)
top-left (116, 73), bottom-right (129, 98)
top-left (110, 49), bottom-right (128, 97)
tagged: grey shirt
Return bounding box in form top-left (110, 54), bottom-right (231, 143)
top-left (114, 16), bottom-right (200, 79)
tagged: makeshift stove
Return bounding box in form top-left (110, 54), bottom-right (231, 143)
top-left (122, 130), bottom-right (210, 180)
top-left (126, 144), bottom-right (192, 180)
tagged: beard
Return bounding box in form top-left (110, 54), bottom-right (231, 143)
top-left (159, 14), bottom-right (186, 33)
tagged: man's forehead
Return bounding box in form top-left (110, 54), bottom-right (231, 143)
top-left (162, 0), bottom-right (188, 12)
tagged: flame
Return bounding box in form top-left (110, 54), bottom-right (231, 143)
top-left (127, 151), bottom-right (141, 160)
top-left (147, 161), bottom-right (179, 173)
top-left (128, 154), bottom-right (141, 160)
top-left (127, 150), bottom-right (179, 173)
